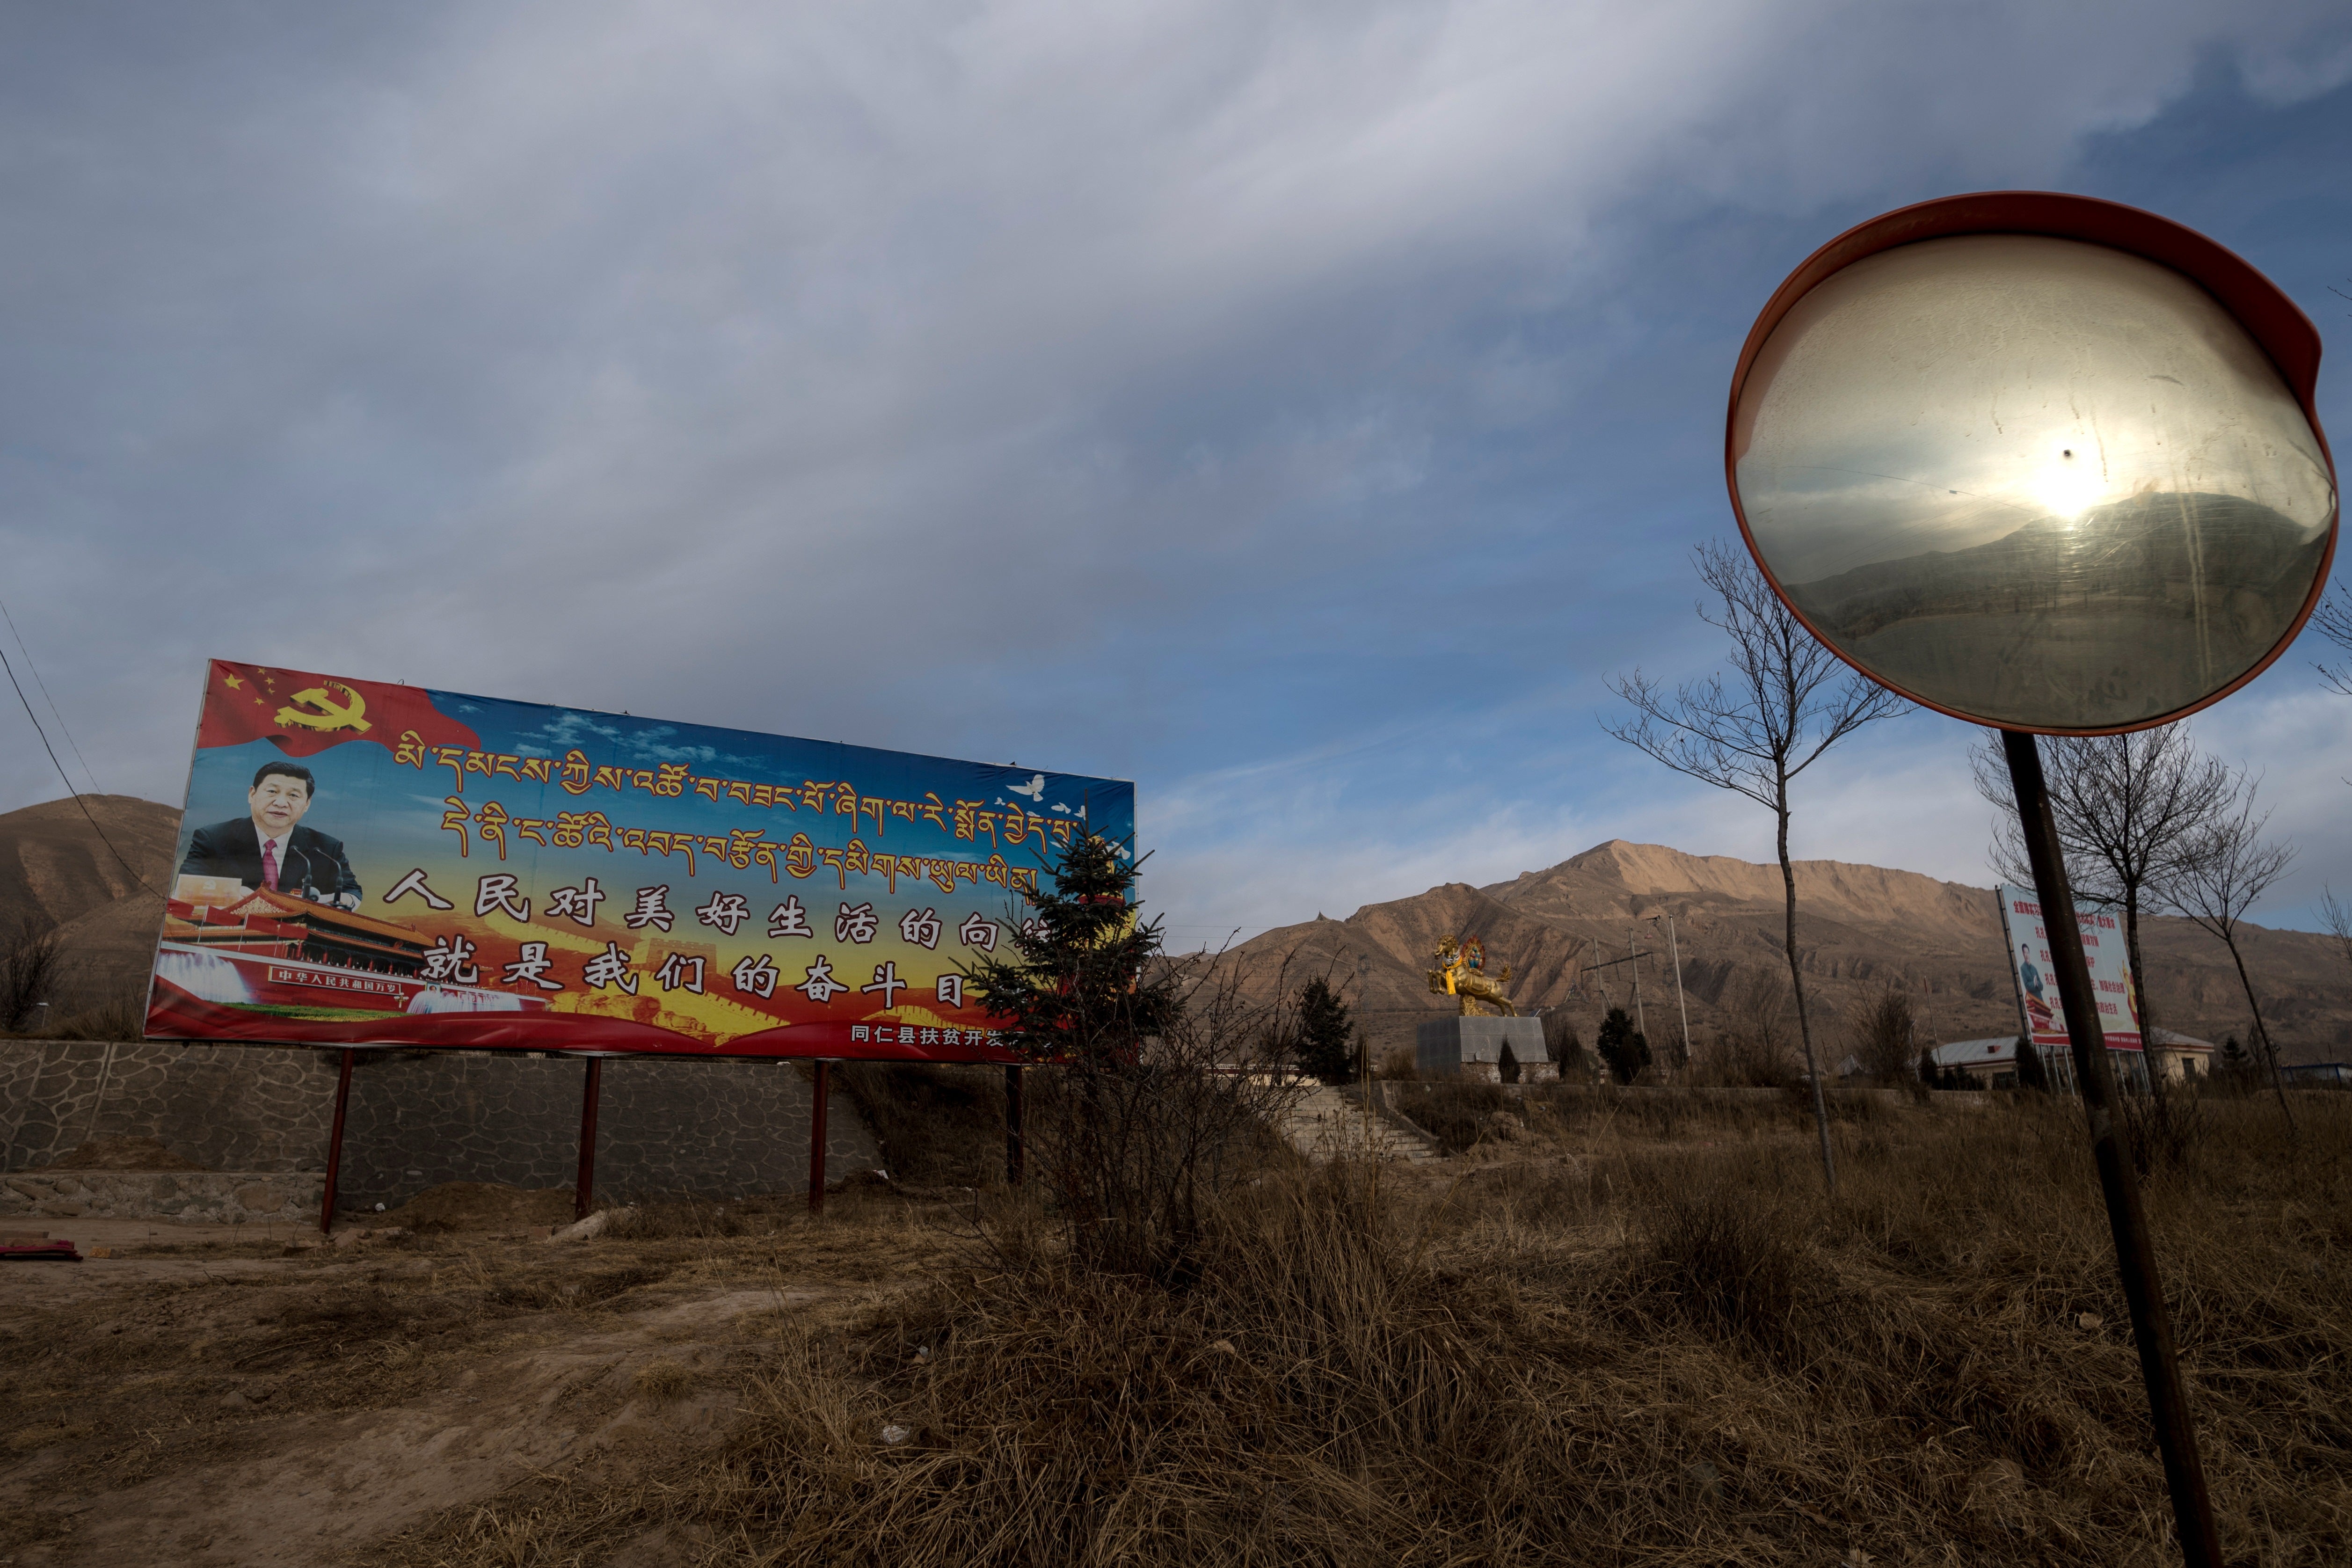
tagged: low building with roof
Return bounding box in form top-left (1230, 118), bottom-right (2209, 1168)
top-left (1928, 1028), bottom-right (2213, 1092)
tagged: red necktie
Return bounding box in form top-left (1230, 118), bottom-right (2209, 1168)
top-left (262, 840), bottom-right (280, 891)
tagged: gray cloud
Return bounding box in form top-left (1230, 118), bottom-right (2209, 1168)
top-left (3, 0), bottom-right (2348, 934)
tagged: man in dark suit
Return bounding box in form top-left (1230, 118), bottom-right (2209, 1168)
top-left (180, 761), bottom-right (363, 908)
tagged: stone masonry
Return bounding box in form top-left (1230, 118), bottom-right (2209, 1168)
top-left (1, 1040), bottom-right (881, 1215)
top-left (2, 1170), bottom-right (326, 1225)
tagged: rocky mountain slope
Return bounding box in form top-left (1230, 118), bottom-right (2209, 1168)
top-left (1228, 839), bottom-right (2352, 1067)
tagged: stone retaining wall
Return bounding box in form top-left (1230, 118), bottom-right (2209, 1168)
top-left (1, 1170), bottom-right (325, 1225)
top-left (1, 1041), bottom-right (881, 1212)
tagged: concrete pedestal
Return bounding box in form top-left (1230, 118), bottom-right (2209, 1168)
top-left (1416, 1016), bottom-right (1549, 1083)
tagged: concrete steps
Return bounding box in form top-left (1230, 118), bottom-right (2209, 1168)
top-left (1279, 1083), bottom-right (1445, 1164)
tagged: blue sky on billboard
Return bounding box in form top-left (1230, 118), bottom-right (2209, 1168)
top-left (1, 3), bottom-right (2348, 946)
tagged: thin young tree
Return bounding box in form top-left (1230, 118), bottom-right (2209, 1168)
top-left (1605, 539), bottom-right (1910, 1190)
top-left (1971, 723), bottom-right (2231, 1106)
top-left (2164, 777), bottom-right (2298, 1136)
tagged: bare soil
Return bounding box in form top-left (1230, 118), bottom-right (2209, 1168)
top-left (7, 1095), bottom-right (2347, 1567)
top-left (0, 1187), bottom-right (968, 1567)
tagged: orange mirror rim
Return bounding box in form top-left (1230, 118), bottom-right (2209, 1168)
top-left (1725, 190), bottom-right (2339, 737)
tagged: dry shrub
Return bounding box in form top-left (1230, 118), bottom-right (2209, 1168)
top-left (2121, 1080), bottom-right (2211, 1175)
top-left (834, 1063), bottom-right (1009, 1187)
top-left (633, 1359), bottom-right (694, 1403)
top-left (41, 994), bottom-right (149, 1041)
top-left (1635, 1174), bottom-right (1809, 1356)
top-left (1016, 948), bottom-right (1303, 1282)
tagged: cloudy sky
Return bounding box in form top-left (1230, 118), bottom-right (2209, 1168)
top-left (3, 2), bottom-right (2349, 945)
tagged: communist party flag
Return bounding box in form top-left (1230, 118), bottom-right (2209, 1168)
top-left (197, 661), bottom-right (480, 758)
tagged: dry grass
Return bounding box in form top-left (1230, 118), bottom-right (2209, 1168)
top-left (1390, 1079), bottom-right (1895, 1155)
top-left (377, 1095), bottom-right (2351, 1566)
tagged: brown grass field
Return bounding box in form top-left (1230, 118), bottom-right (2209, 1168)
top-left (5, 1087), bottom-right (2347, 1566)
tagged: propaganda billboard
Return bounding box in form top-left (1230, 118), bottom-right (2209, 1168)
top-left (145, 661), bottom-right (1135, 1060)
top-left (1994, 884), bottom-right (2142, 1053)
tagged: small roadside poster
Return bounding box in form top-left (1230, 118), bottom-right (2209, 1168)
top-left (1994, 883), bottom-right (2142, 1052)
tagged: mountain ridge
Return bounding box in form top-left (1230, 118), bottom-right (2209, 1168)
top-left (1234, 837), bottom-right (2352, 1068)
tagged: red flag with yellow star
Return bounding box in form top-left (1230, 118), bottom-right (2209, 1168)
top-left (197, 661), bottom-right (479, 758)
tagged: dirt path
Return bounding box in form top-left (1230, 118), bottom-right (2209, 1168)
top-left (2, 1197), bottom-right (958, 1566)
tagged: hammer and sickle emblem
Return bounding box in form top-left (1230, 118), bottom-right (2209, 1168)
top-left (275, 684), bottom-right (372, 734)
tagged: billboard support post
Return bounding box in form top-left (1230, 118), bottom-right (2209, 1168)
top-left (808, 1060), bottom-right (830, 1213)
top-left (1005, 1065), bottom-right (1025, 1185)
top-left (2004, 729), bottom-right (2218, 1565)
top-left (574, 1058), bottom-right (602, 1223)
top-left (320, 1047), bottom-right (354, 1235)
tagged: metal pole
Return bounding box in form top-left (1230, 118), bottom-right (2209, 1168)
top-left (1664, 915), bottom-right (1691, 1072)
top-left (808, 1059), bottom-right (830, 1213)
top-left (573, 1057), bottom-right (602, 1222)
top-left (1004, 1064), bottom-right (1025, 1185)
top-left (2003, 729), bottom-right (2218, 1568)
top-left (319, 1047), bottom-right (354, 1236)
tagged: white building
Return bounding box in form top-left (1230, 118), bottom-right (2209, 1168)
top-left (1929, 1028), bottom-right (2214, 1091)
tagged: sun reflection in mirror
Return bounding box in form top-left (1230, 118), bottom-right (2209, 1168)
top-left (2025, 443), bottom-right (2105, 523)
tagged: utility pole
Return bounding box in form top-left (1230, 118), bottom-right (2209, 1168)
top-left (1659, 914), bottom-right (1691, 1072)
top-left (1628, 928), bottom-right (1645, 1038)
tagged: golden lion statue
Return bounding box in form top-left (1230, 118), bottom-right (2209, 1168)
top-left (1427, 934), bottom-right (1518, 1017)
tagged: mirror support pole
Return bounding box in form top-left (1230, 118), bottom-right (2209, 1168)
top-left (2003, 729), bottom-right (2219, 1567)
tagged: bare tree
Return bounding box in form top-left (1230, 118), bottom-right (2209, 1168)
top-left (2320, 888), bottom-right (2352, 977)
top-left (1605, 540), bottom-right (1911, 1189)
top-left (0, 912), bottom-right (65, 1034)
top-left (1846, 984), bottom-right (1917, 1087)
top-left (2164, 777), bottom-right (2297, 1135)
top-left (1702, 966), bottom-right (1799, 1087)
top-left (1971, 724), bottom-right (2232, 1105)
top-left (2313, 585), bottom-right (2352, 697)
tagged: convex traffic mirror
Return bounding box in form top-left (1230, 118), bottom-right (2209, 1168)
top-left (1728, 194), bottom-right (2338, 734)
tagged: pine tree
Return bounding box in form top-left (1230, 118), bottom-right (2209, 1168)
top-left (1547, 1013), bottom-right (1588, 1084)
top-left (961, 834), bottom-right (1176, 1065)
top-left (1596, 1006), bottom-right (1651, 1085)
top-left (2220, 1034), bottom-right (2252, 1090)
top-left (2014, 1033), bottom-right (2050, 1092)
top-left (1292, 976), bottom-right (1357, 1085)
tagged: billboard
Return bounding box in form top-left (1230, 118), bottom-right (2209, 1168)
top-left (1994, 884), bottom-right (2142, 1052)
top-left (145, 661), bottom-right (1135, 1060)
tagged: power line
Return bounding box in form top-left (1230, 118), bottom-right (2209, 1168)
top-left (0, 596), bottom-right (103, 797)
top-left (0, 641), bottom-right (166, 901)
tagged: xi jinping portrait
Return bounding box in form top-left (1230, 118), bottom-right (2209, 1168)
top-left (178, 761), bottom-right (362, 909)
